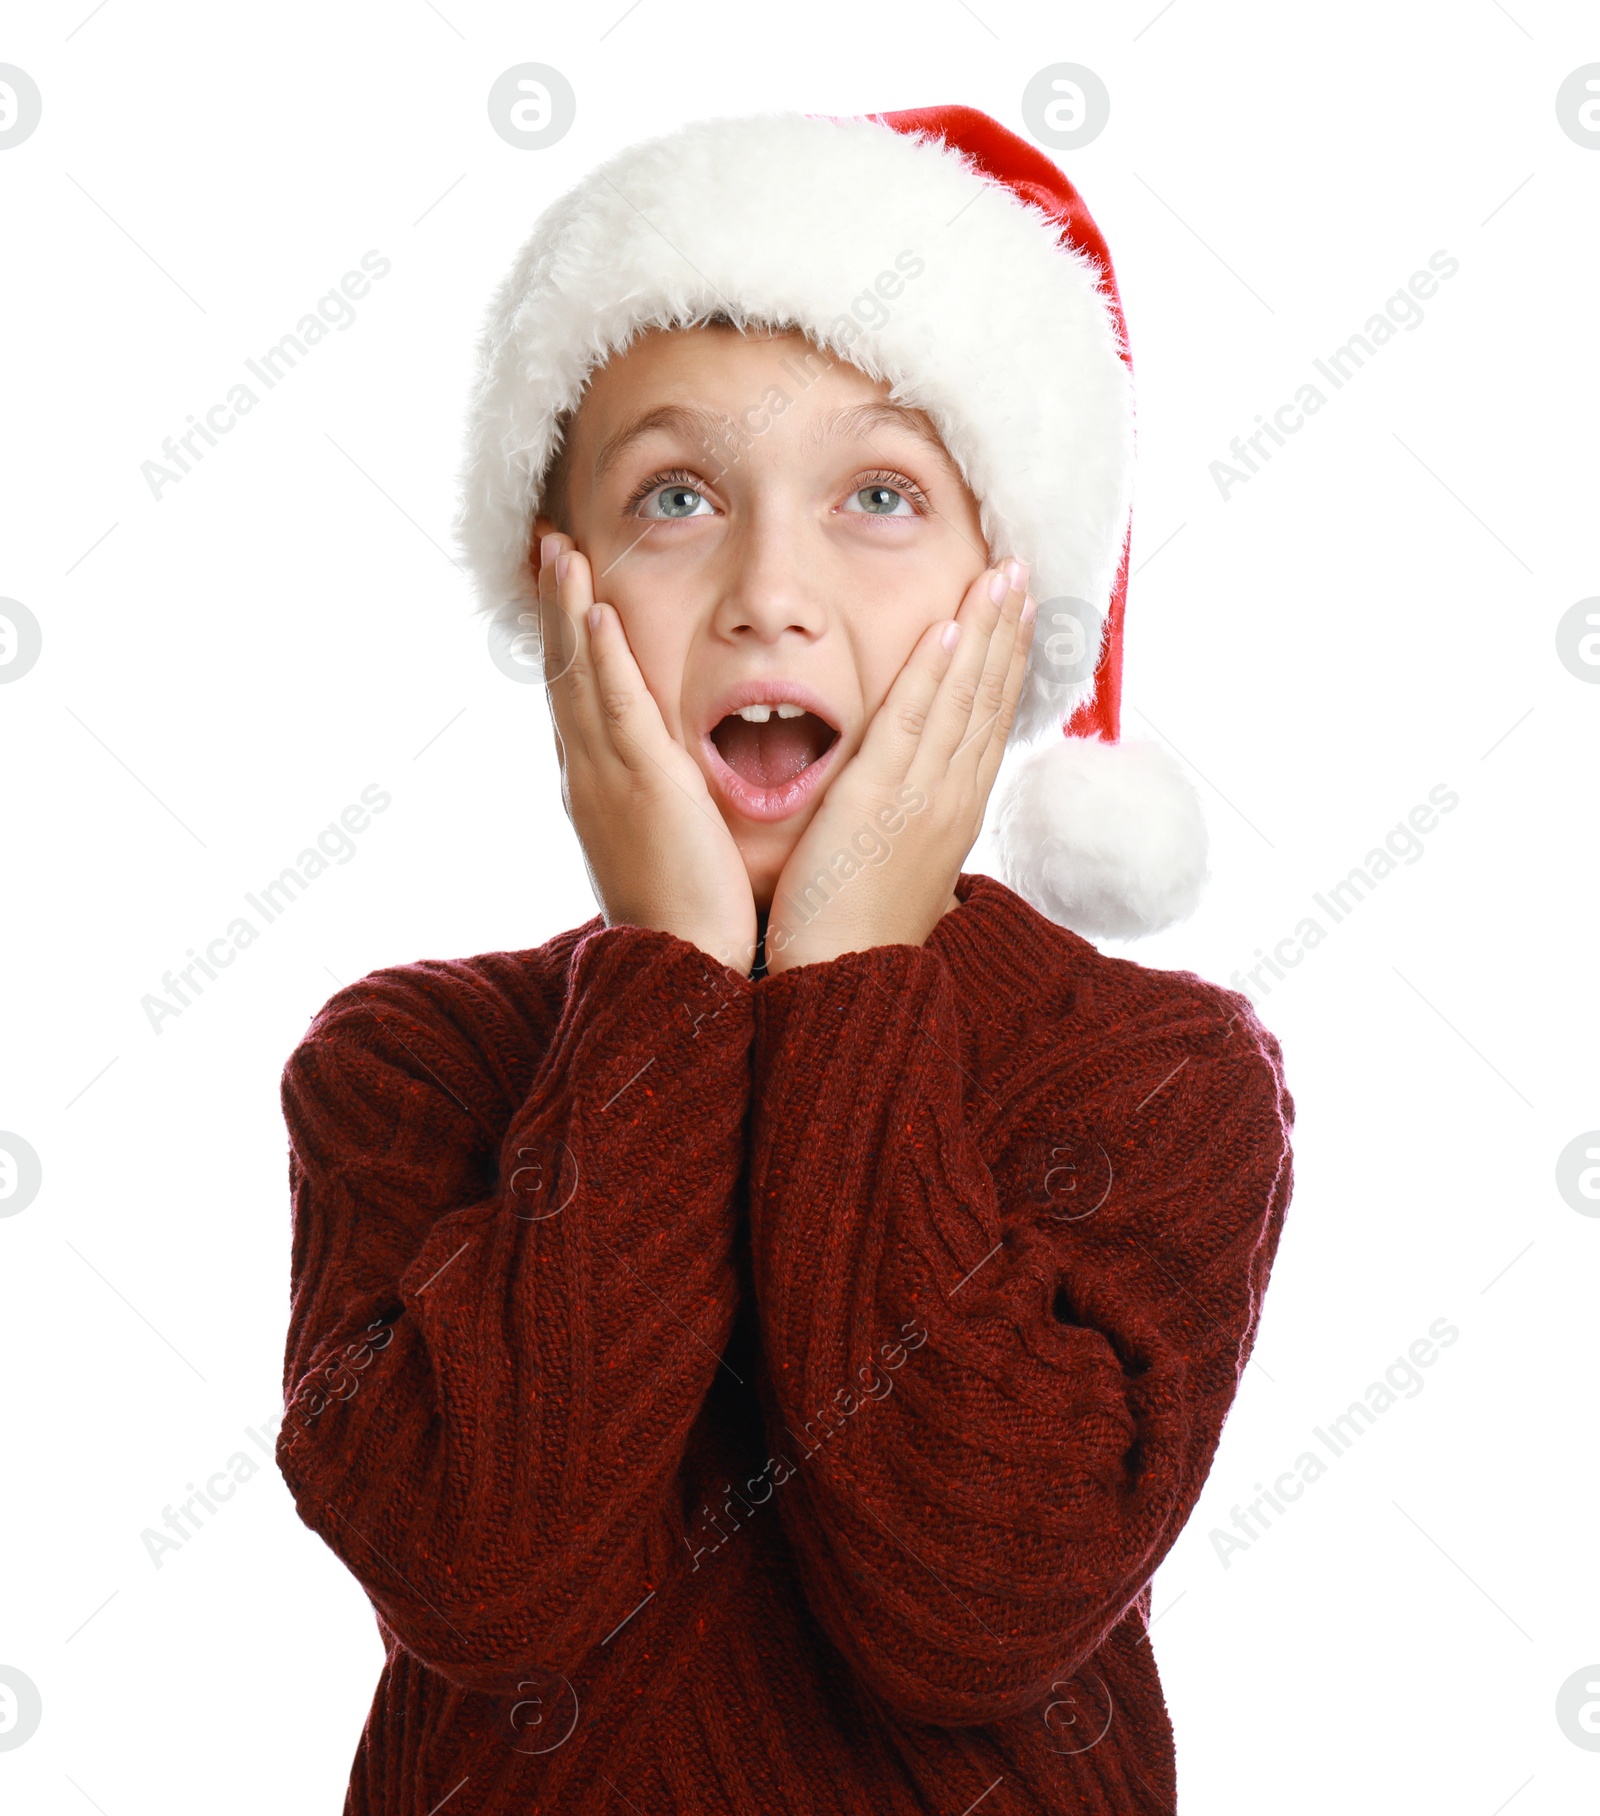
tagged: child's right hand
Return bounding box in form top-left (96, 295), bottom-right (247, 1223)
top-left (536, 533), bottom-right (758, 975)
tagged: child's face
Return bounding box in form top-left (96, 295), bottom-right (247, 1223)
top-left (533, 324), bottom-right (989, 912)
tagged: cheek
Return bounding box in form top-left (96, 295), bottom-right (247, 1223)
top-left (850, 561), bottom-right (976, 713)
top-left (611, 603), bottom-right (693, 737)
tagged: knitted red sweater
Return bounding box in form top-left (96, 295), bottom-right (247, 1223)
top-left (276, 872), bottom-right (1294, 1814)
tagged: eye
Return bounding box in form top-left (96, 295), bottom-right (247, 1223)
top-left (628, 468), bottom-right (716, 520)
top-left (839, 470), bottom-right (929, 518)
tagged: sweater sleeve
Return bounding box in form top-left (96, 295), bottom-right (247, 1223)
top-left (746, 942), bottom-right (1294, 1728)
top-left (275, 922), bottom-right (753, 1698)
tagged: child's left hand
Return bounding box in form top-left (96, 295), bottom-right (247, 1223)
top-left (763, 558), bottom-right (1035, 976)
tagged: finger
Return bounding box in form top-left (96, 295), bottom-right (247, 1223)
top-left (916, 558), bottom-right (1019, 771)
top-left (956, 558), bottom-right (1030, 772)
top-left (583, 598), bottom-right (678, 775)
top-left (584, 600), bottom-right (733, 834)
top-left (537, 533), bottom-right (583, 692)
top-left (535, 535), bottom-right (582, 789)
top-left (975, 591), bottom-right (1037, 800)
top-left (850, 613), bottom-right (964, 783)
top-left (543, 539), bottom-right (610, 767)
top-left (537, 533), bottom-right (583, 755)
top-left (536, 533), bottom-right (574, 678)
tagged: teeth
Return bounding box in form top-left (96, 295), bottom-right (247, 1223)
top-left (734, 702), bottom-right (809, 722)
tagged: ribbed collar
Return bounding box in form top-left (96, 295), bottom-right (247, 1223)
top-left (554, 869), bottom-right (1089, 1003)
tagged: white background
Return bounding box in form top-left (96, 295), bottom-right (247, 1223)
top-left (2, 2), bottom-right (1596, 1810)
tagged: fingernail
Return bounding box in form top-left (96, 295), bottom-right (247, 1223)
top-left (1007, 557), bottom-right (1030, 593)
top-left (556, 550), bottom-right (570, 581)
top-left (1021, 593), bottom-right (1037, 625)
top-left (586, 604), bottom-right (601, 634)
top-left (540, 533), bottom-right (560, 570)
top-left (987, 569), bottom-right (1009, 605)
top-left (940, 620), bottom-right (961, 652)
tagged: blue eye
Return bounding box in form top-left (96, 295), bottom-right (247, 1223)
top-left (638, 481), bottom-right (712, 520)
top-left (855, 485), bottom-right (907, 514)
top-left (841, 472), bottom-right (926, 517)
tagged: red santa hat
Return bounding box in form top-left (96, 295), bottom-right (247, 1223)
top-left (454, 103), bottom-right (1208, 940)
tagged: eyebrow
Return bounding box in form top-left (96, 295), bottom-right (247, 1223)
top-left (590, 398), bottom-right (955, 483)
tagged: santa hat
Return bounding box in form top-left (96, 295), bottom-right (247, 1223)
top-left (454, 104), bottom-right (1208, 940)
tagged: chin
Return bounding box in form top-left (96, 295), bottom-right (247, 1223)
top-left (739, 840), bottom-right (793, 919)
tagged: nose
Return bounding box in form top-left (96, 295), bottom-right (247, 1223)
top-left (709, 510), bottom-right (828, 648)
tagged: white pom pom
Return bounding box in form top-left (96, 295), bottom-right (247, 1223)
top-left (989, 735), bottom-right (1209, 939)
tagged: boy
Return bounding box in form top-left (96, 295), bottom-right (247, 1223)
top-left (276, 105), bottom-right (1294, 1813)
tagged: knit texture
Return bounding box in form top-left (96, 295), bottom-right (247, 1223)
top-left (276, 872), bottom-right (1294, 1814)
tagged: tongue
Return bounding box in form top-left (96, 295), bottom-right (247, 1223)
top-left (713, 713), bottom-right (828, 788)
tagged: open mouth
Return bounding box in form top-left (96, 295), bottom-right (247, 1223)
top-left (710, 704), bottom-right (839, 787)
top-left (703, 700), bottom-right (842, 821)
